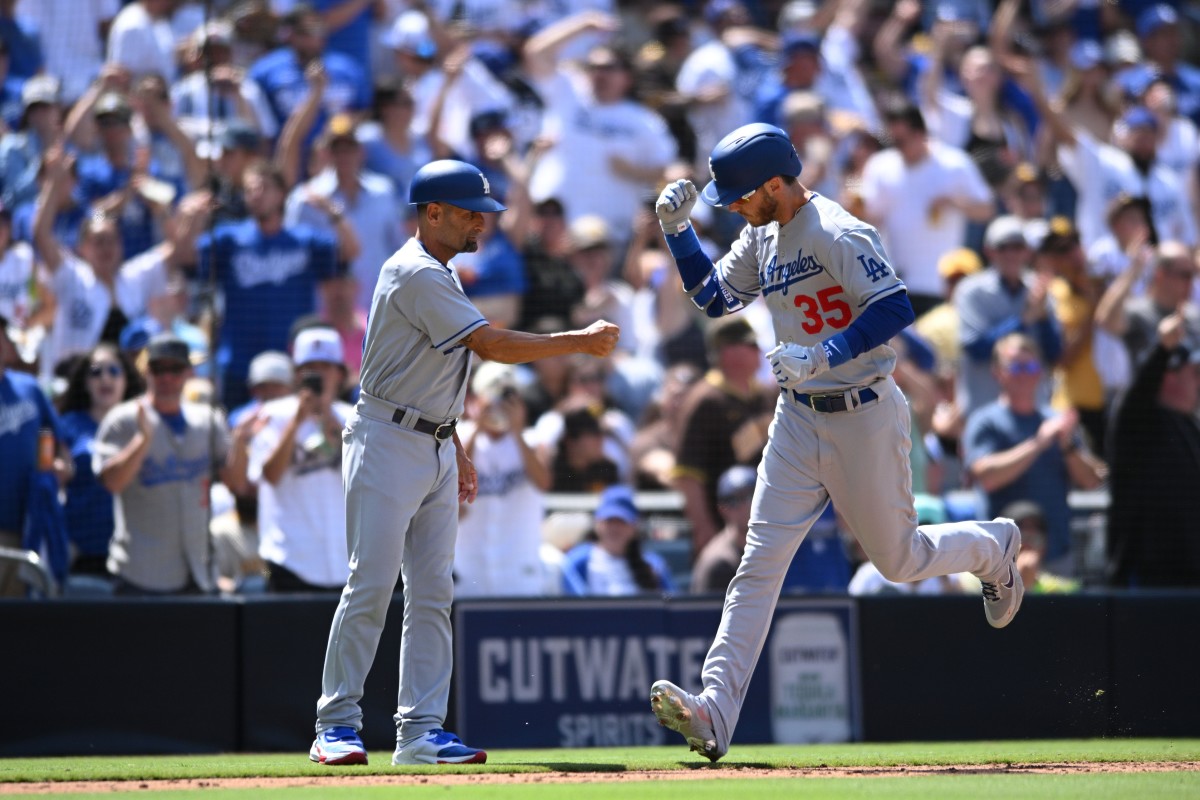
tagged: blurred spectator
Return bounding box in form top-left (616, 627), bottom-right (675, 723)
top-left (0, 1), bottom-right (39, 81)
top-left (998, 162), bottom-right (1048, 224)
top-left (205, 121), bottom-right (262, 226)
top-left (386, 10), bottom-right (512, 168)
top-left (0, 35), bottom-right (23, 130)
top-left (455, 361), bottom-right (552, 598)
top-left (691, 464), bottom-right (755, 594)
top-left (565, 215), bottom-right (636, 351)
top-left (248, 327), bottom-right (351, 592)
top-left (1023, 59), bottom-right (1197, 249)
top-left (130, 73), bottom-right (206, 195)
top-left (1002, 500), bottom-right (1079, 594)
top-left (450, 200), bottom-right (526, 330)
top-left (1036, 217), bottom-right (1108, 453)
top-left (630, 361), bottom-right (701, 490)
top-left (289, 270), bottom-right (366, 390)
top-left (671, 316), bottom-right (775, 559)
top-left (1107, 311), bottom-right (1200, 587)
top-left (355, 77), bottom-right (429, 204)
top-left (515, 198), bottom-right (582, 332)
top-left (172, 19), bottom-right (279, 143)
top-left (15, 0), bottom-right (117, 104)
top-left (955, 215), bottom-right (1061, 418)
top-left (178, 160), bottom-right (341, 409)
top-left (0, 315), bottom-right (66, 596)
top-left (229, 349), bottom-right (294, 427)
top-left (630, 6), bottom-right (697, 167)
top-left (915, 247), bottom-right (982, 380)
top-left (94, 334), bottom-right (239, 595)
top-left (1113, 3), bottom-right (1200, 127)
top-left (534, 353), bottom-right (635, 484)
top-left (310, 0), bottom-right (374, 73)
top-left (0, 201), bottom-right (34, 327)
top-left (0, 75), bottom-right (63, 210)
top-left (963, 333), bottom-right (1106, 573)
top-left (547, 403), bottom-right (619, 494)
top-left (860, 99), bottom-right (994, 316)
top-left (54, 342), bottom-right (142, 579)
top-left (33, 147), bottom-right (180, 385)
top-left (249, 5), bottom-right (371, 147)
top-left (1051, 39), bottom-right (1118, 142)
top-left (284, 113), bottom-right (400, 309)
top-left (1142, 75), bottom-right (1200, 183)
top-left (780, 90), bottom-right (840, 199)
top-left (106, 0), bottom-right (179, 83)
top-left (1096, 240), bottom-right (1200, 370)
top-left (524, 14), bottom-right (676, 245)
top-left (561, 484), bottom-right (674, 596)
top-left (1086, 193), bottom-right (1153, 300)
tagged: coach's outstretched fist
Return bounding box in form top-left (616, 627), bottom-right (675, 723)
top-left (580, 320), bottom-right (620, 357)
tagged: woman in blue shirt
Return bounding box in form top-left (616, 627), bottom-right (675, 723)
top-left (54, 343), bottom-right (142, 576)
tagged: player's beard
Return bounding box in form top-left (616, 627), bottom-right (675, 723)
top-left (460, 236), bottom-right (479, 253)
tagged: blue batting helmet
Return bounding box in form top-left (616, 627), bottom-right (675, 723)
top-left (701, 123), bottom-right (803, 207)
top-left (409, 159), bottom-right (506, 212)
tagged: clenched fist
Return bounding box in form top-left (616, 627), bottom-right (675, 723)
top-left (655, 179), bottom-right (698, 235)
top-left (581, 319), bottom-right (620, 357)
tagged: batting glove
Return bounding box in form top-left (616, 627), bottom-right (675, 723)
top-left (656, 179), bottom-right (698, 235)
top-left (766, 342), bottom-right (830, 387)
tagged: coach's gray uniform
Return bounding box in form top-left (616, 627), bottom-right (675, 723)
top-left (695, 195), bottom-right (1012, 751)
top-left (316, 237), bottom-right (487, 742)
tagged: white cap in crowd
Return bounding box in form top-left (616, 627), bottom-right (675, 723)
top-left (293, 327), bottom-right (345, 367)
top-left (247, 351), bottom-right (294, 387)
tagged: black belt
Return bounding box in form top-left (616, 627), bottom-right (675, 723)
top-left (393, 408), bottom-right (457, 440)
top-left (785, 386), bottom-right (878, 413)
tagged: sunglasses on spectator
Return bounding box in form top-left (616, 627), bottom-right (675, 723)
top-left (1004, 359), bottom-right (1041, 376)
top-left (89, 363), bottom-right (123, 379)
top-left (149, 362), bottom-right (188, 376)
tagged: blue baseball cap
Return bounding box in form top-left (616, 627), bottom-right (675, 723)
top-left (595, 485), bottom-right (639, 524)
top-left (1121, 105), bottom-right (1159, 131)
top-left (119, 316), bottom-right (163, 353)
top-left (782, 31), bottom-right (821, 58)
top-left (716, 465), bottom-right (757, 503)
top-left (1136, 4), bottom-right (1178, 38)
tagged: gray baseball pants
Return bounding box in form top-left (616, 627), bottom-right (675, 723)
top-left (698, 379), bottom-right (1011, 750)
top-left (315, 402), bottom-right (459, 743)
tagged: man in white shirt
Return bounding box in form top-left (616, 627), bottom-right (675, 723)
top-left (248, 327), bottom-right (353, 592)
top-left (17, 0), bottom-right (118, 103)
top-left (106, 0), bottom-right (179, 83)
top-left (860, 100), bottom-right (994, 316)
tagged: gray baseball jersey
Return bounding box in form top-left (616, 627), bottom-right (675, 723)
top-left (716, 193), bottom-right (906, 391)
top-left (94, 400), bottom-right (229, 592)
top-left (359, 238), bottom-right (488, 419)
top-left (317, 234), bottom-right (490, 746)
top-left (658, 192), bottom-right (1018, 759)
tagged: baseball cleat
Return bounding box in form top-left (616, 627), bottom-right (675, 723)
top-left (310, 726), bottom-right (368, 765)
top-left (392, 729), bottom-right (487, 765)
top-left (981, 518), bottom-right (1024, 629)
top-left (650, 680), bottom-right (724, 762)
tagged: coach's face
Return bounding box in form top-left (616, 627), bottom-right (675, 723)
top-left (429, 202), bottom-right (485, 254)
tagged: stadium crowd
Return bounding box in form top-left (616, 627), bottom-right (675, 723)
top-left (1, 0), bottom-right (1199, 599)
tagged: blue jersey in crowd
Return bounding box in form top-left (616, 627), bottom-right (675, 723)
top-left (74, 154), bottom-right (167, 260)
top-left (0, 369), bottom-right (61, 534)
top-left (248, 48), bottom-right (371, 145)
top-left (462, 229), bottom-right (526, 299)
top-left (58, 410), bottom-right (113, 558)
top-left (197, 220), bottom-right (338, 404)
top-left (311, 0), bottom-right (372, 74)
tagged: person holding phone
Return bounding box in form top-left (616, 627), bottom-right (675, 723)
top-left (248, 327), bottom-right (354, 592)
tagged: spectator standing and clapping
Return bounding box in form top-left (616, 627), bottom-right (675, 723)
top-left (561, 484), bottom-right (674, 597)
top-left (0, 315), bottom-right (67, 596)
top-left (356, 78), bottom-right (430, 205)
top-left (54, 342), bottom-right (142, 581)
top-left (94, 333), bottom-right (241, 595)
top-left (454, 361), bottom-right (551, 598)
top-left (963, 333), bottom-right (1106, 575)
top-left (859, 99), bottom-right (994, 317)
top-left (249, 327), bottom-right (352, 593)
top-left (1107, 311), bottom-right (1200, 588)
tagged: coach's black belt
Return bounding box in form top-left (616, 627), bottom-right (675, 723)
top-left (785, 386), bottom-right (878, 413)
top-left (393, 409), bottom-right (457, 440)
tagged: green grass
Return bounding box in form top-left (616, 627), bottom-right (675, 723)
top-left (0, 740), bottom-right (1196, 798)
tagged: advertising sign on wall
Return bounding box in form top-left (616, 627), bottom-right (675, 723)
top-left (454, 597), bottom-right (859, 749)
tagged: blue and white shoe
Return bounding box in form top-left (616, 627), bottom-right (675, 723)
top-left (310, 726), bottom-right (368, 765)
top-left (392, 729), bottom-right (487, 765)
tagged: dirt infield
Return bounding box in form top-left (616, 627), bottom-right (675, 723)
top-left (2, 761), bottom-right (1197, 794)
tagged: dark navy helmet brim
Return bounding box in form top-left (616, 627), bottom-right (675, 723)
top-left (409, 196), bottom-right (507, 213)
top-left (701, 177), bottom-right (743, 208)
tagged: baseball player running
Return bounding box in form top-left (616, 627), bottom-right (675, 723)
top-left (648, 124), bottom-right (1023, 761)
top-left (310, 160), bottom-right (618, 766)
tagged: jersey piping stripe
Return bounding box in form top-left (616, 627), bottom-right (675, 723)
top-left (434, 319), bottom-right (488, 351)
top-left (857, 284), bottom-right (906, 309)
